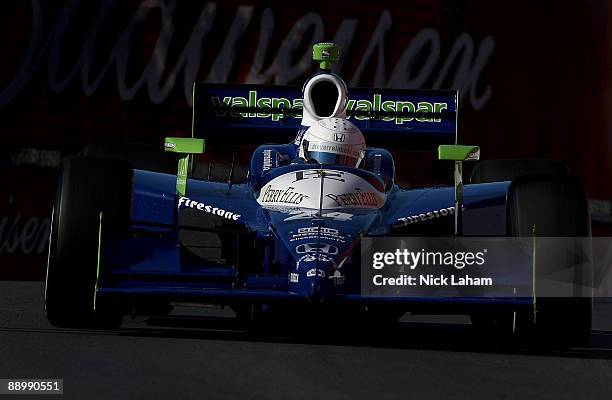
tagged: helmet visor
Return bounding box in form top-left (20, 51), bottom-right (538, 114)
top-left (305, 150), bottom-right (358, 167)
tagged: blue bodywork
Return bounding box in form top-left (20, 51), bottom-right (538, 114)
top-left (97, 163), bottom-right (519, 308)
top-left (96, 81), bottom-right (530, 311)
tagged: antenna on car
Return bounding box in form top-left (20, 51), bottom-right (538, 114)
top-left (227, 153), bottom-right (236, 193)
top-left (438, 144), bottom-right (480, 236)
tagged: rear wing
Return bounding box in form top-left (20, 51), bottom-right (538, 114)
top-left (192, 83), bottom-right (458, 149)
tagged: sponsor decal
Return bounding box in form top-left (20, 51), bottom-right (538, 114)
top-left (209, 91), bottom-right (451, 125)
top-left (396, 206), bottom-right (456, 226)
top-left (258, 205), bottom-right (303, 213)
top-left (211, 91), bottom-right (303, 121)
top-left (326, 190), bottom-right (379, 207)
top-left (308, 142), bottom-right (360, 158)
top-left (262, 149), bottom-right (273, 172)
top-left (290, 226), bottom-right (348, 243)
top-left (306, 268), bottom-right (326, 277)
top-left (178, 196), bottom-right (241, 221)
top-left (295, 243), bottom-right (339, 255)
top-left (295, 252), bottom-right (345, 287)
top-left (347, 95), bottom-right (449, 124)
top-left (260, 185), bottom-right (309, 205)
top-left (296, 253), bottom-right (337, 270)
top-left (334, 132), bottom-right (346, 142)
top-left (164, 142), bottom-right (176, 149)
top-left (321, 49), bottom-right (331, 58)
top-left (293, 126), bottom-right (308, 146)
top-left (258, 169), bottom-right (385, 209)
top-left (298, 226), bottom-right (339, 235)
top-left (290, 272), bottom-right (299, 283)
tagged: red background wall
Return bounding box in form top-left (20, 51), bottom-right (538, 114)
top-left (1, 1), bottom-right (610, 278)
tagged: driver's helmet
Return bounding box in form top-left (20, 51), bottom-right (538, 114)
top-left (298, 117), bottom-right (365, 167)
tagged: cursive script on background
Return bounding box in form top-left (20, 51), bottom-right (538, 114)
top-left (0, 214), bottom-right (50, 256)
top-left (0, 1), bottom-right (494, 110)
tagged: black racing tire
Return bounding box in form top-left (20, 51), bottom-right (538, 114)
top-left (80, 142), bottom-right (172, 173)
top-left (508, 175), bottom-right (592, 346)
top-left (470, 171), bottom-right (592, 346)
top-left (470, 159), bottom-right (591, 346)
top-left (45, 156), bottom-right (132, 328)
top-left (470, 159), bottom-right (569, 183)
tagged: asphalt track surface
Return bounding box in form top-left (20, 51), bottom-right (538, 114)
top-left (1, 282), bottom-right (612, 399)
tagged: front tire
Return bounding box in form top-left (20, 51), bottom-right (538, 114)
top-left (45, 156), bottom-right (132, 328)
top-left (508, 175), bottom-right (592, 346)
top-left (470, 160), bottom-right (592, 346)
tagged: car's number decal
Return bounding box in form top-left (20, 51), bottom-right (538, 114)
top-left (284, 210), bottom-right (353, 221)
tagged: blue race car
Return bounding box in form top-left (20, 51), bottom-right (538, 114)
top-left (45, 43), bottom-right (592, 344)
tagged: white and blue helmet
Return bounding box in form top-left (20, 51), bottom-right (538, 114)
top-left (298, 117), bottom-right (365, 167)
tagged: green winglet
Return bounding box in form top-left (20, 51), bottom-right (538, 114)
top-left (164, 137), bottom-right (205, 196)
top-left (438, 145), bottom-right (480, 161)
top-left (164, 137), bottom-right (205, 154)
top-left (312, 42), bottom-right (339, 70)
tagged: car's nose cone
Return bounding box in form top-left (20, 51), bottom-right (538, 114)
top-left (290, 252), bottom-right (338, 300)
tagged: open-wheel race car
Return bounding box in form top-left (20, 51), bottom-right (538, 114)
top-left (45, 43), bottom-right (592, 345)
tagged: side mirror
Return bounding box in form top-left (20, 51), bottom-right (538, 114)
top-left (164, 137), bottom-right (205, 154)
top-left (437, 145), bottom-right (480, 161)
top-left (164, 137), bottom-right (205, 196)
top-left (437, 144), bottom-right (480, 236)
